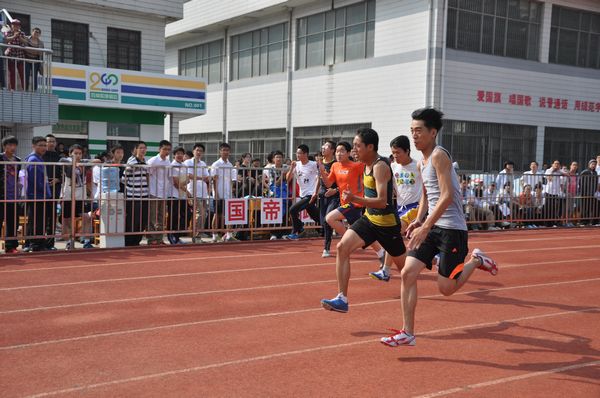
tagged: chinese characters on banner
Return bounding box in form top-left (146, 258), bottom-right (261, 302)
top-left (260, 198), bottom-right (283, 225)
top-left (225, 198), bottom-right (248, 226)
top-left (476, 90), bottom-right (600, 113)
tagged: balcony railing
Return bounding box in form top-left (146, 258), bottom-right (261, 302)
top-left (1, 42), bottom-right (53, 94)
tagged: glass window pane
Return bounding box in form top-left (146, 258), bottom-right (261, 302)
top-left (549, 27), bottom-right (558, 63)
top-left (239, 32), bottom-right (252, 50)
top-left (493, 17), bottom-right (506, 55)
top-left (557, 29), bottom-right (578, 65)
top-left (347, 2), bottom-right (366, 25)
top-left (252, 47), bottom-right (260, 76)
top-left (297, 37), bottom-right (306, 69)
top-left (325, 11), bottom-right (335, 31)
top-left (456, 11), bottom-right (481, 52)
top-left (335, 28), bottom-right (345, 63)
top-left (459, 0), bottom-right (482, 12)
top-left (559, 7), bottom-right (580, 30)
top-left (253, 31), bottom-right (261, 46)
top-left (336, 8), bottom-right (346, 28)
top-left (270, 24), bottom-right (284, 42)
top-left (447, 8), bottom-right (457, 48)
top-left (307, 14), bottom-right (324, 35)
top-left (230, 53), bottom-right (238, 80)
top-left (306, 34), bottom-right (324, 67)
top-left (297, 18), bottom-right (307, 37)
top-left (260, 45), bottom-right (268, 75)
top-left (345, 24), bottom-right (366, 61)
top-left (367, 0), bottom-right (376, 21)
top-left (238, 49), bottom-right (252, 78)
top-left (325, 30), bottom-right (335, 65)
top-left (209, 56), bottom-right (221, 83)
top-left (581, 13), bottom-right (591, 31)
top-left (527, 22), bottom-right (539, 60)
top-left (268, 42), bottom-right (284, 73)
top-left (578, 33), bottom-right (589, 67)
top-left (590, 34), bottom-right (600, 68)
top-left (496, 0), bottom-right (508, 17)
top-left (261, 28), bottom-right (269, 45)
top-left (481, 15), bottom-right (494, 53)
top-left (231, 36), bottom-right (238, 52)
top-left (483, 0), bottom-right (494, 14)
top-left (592, 15), bottom-right (600, 34)
top-left (366, 21), bottom-right (375, 58)
top-left (505, 20), bottom-right (528, 58)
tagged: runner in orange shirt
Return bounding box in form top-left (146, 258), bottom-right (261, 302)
top-left (318, 141), bottom-right (385, 264)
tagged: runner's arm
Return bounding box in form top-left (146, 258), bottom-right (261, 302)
top-left (347, 161), bottom-right (389, 209)
top-left (421, 150), bottom-right (454, 230)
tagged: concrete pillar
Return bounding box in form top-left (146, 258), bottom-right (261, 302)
top-left (536, 125), bottom-right (545, 166)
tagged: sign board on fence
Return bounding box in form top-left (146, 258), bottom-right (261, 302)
top-left (261, 198), bottom-right (283, 225)
top-left (225, 199), bottom-right (248, 225)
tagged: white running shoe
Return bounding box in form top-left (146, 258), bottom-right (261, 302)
top-left (322, 249), bottom-right (331, 258)
top-left (380, 329), bottom-right (416, 347)
top-left (270, 235), bottom-right (278, 241)
top-left (472, 248), bottom-right (498, 276)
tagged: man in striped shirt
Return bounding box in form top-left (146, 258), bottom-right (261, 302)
top-left (123, 141), bottom-right (149, 246)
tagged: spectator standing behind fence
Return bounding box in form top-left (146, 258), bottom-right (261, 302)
top-left (42, 134), bottom-right (61, 250)
top-left (23, 136), bottom-right (52, 252)
top-left (4, 19), bottom-right (28, 90)
top-left (580, 159), bottom-right (598, 226)
top-left (0, 136), bottom-right (21, 253)
top-left (60, 145), bottom-right (95, 249)
top-left (265, 150), bottom-right (289, 240)
top-left (565, 161), bottom-right (579, 227)
top-left (519, 184), bottom-right (536, 228)
top-left (168, 147), bottom-right (189, 245)
top-left (544, 160), bottom-right (567, 227)
top-left (285, 144), bottom-right (321, 240)
top-left (146, 140), bottom-right (172, 245)
top-left (496, 161), bottom-right (515, 190)
top-left (123, 141), bottom-right (149, 246)
top-left (522, 161), bottom-right (543, 189)
top-left (210, 143), bottom-right (238, 242)
top-left (184, 143), bottom-right (210, 239)
top-left (24, 27), bottom-right (43, 91)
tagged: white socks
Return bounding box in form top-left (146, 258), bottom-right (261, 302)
top-left (382, 265), bottom-right (391, 274)
top-left (377, 248), bottom-right (385, 258)
top-left (336, 293), bottom-right (348, 303)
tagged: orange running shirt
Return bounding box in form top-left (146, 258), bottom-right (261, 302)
top-left (326, 161), bottom-right (365, 206)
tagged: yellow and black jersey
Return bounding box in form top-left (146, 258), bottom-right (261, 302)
top-left (363, 156), bottom-right (401, 227)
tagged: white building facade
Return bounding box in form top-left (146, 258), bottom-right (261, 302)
top-left (166, 0), bottom-right (600, 171)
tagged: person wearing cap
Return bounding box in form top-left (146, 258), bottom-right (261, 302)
top-left (4, 19), bottom-right (28, 90)
top-left (579, 159), bottom-right (598, 225)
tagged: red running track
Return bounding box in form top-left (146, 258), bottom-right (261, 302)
top-left (1, 229), bottom-right (599, 397)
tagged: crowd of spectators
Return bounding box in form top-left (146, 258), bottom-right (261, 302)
top-left (460, 158), bottom-right (600, 230)
top-left (1, 133), bottom-right (600, 253)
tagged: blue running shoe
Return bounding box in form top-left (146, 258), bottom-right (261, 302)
top-left (285, 233), bottom-right (300, 240)
top-left (369, 270), bottom-right (390, 282)
top-left (82, 240), bottom-right (94, 249)
top-left (321, 296), bottom-right (348, 313)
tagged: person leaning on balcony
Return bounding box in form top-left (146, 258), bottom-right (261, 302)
top-left (0, 136), bottom-right (22, 254)
top-left (4, 19), bottom-right (28, 90)
top-left (24, 27), bottom-right (44, 91)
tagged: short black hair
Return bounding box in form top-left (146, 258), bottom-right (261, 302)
top-left (193, 143), bottom-right (205, 151)
top-left (45, 133), bottom-right (56, 139)
top-left (252, 158), bottom-right (261, 163)
top-left (2, 135), bottom-right (18, 147)
top-left (530, 160), bottom-right (538, 166)
top-left (69, 144), bottom-right (83, 153)
top-left (267, 151), bottom-right (275, 163)
top-left (219, 143), bottom-right (231, 150)
top-left (159, 140), bottom-right (172, 149)
top-left (110, 144), bottom-right (124, 154)
top-left (173, 146), bottom-right (185, 155)
top-left (411, 107), bottom-right (444, 131)
top-left (134, 141), bottom-right (147, 149)
top-left (337, 141), bottom-right (352, 152)
top-left (297, 144), bottom-right (309, 154)
top-left (32, 136), bottom-right (46, 145)
top-left (272, 150), bottom-right (284, 158)
top-left (355, 127), bottom-right (379, 152)
top-left (503, 161), bottom-right (515, 168)
top-left (323, 140), bottom-right (336, 150)
top-left (185, 150), bottom-right (193, 158)
top-left (390, 135), bottom-right (411, 154)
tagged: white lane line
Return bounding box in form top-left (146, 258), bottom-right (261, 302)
top-left (24, 307), bottom-right (599, 398)
top-left (3, 232), bottom-right (595, 273)
top-left (412, 360), bottom-right (600, 398)
top-left (0, 250), bottom-right (310, 274)
top-left (1, 257), bottom-right (597, 315)
top-left (3, 277), bottom-right (599, 351)
top-left (3, 244), bottom-right (599, 291)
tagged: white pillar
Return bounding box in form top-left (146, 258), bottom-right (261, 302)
top-left (539, 2), bottom-right (553, 63)
top-left (88, 121), bottom-right (107, 156)
top-left (536, 126), bottom-right (545, 166)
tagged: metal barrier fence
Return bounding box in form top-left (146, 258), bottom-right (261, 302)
top-left (1, 42), bottom-right (53, 93)
top-left (0, 162), bottom-right (599, 252)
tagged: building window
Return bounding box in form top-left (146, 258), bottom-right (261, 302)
top-left (544, 128), bottom-right (600, 166)
top-left (296, 0), bottom-right (375, 70)
top-left (179, 132), bottom-right (223, 164)
top-left (179, 40), bottom-right (223, 84)
top-left (230, 23), bottom-right (288, 81)
top-left (549, 6), bottom-right (600, 69)
top-left (293, 123), bottom-right (371, 156)
top-left (447, 0), bottom-right (542, 61)
top-left (229, 129), bottom-right (287, 164)
top-left (441, 120), bottom-right (536, 172)
top-left (107, 28), bottom-right (141, 71)
top-left (8, 12), bottom-right (30, 34)
top-left (51, 20), bottom-right (89, 65)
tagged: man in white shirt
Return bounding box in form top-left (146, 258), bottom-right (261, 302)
top-left (168, 146), bottom-right (190, 245)
top-left (522, 161), bottom-right (543, 189)
top-left (211, 143), bottom-right (238, 242)
top-left (146, 140), bottom-right (172, 245)
top-left (285, 144), bottom-right (320, 240)
top-left (495, 161), bottom-right (515, 190)
top-left (184, 143), bottom-right (211, 239)
top-left (544, 159), bottom-right (567, 226)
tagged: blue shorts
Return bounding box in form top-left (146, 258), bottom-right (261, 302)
top-left (337, 203), bottom-right (363, 225)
